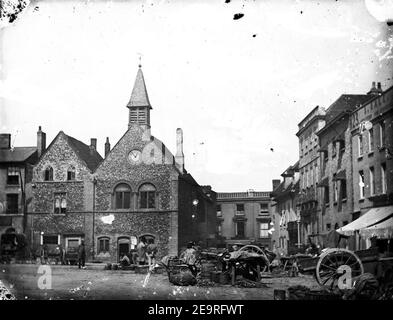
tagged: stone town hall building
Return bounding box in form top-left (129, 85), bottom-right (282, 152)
top-left (26, 66), bottom-right (217, 262)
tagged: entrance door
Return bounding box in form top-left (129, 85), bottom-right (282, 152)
top-left (118, 237), bottom-right (130, 262)
top-left (65, 237), bottom-right (81, 265)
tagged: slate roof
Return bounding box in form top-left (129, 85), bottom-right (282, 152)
top-left (127, 66), bottom-right (151, 108)
top-left (0, 147), bottom-right (37, 163)
top-left (65, 134), bottom-right (103, 171)
top-left (324, 94), bottom-right (372, 126)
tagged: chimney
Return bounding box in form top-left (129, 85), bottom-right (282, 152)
top-left (104, 137), bottom-right (110, 157)
top-left (377, 82), bottom-right (382, 93)
top-left (367, 81), bottom-right (380, 95)
top-left (272, 179), bottom-right (281, 191)
top-left (0, 133), bottom-right (11, 149)
top-left (90, 138), bottom-right (97, 154)
top-left (175, 128), bottom-right (184, 173)
top-left (37, 126), bottom-right (46, 157)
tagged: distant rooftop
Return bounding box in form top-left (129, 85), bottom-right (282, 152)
top-left (217, 190), bottom-right (271, 200)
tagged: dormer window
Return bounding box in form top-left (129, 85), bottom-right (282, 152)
top-left (44, 166), bottom-right (53, 181)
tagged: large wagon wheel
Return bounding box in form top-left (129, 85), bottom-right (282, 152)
top-left (316, 248), bottom-right (364, 290)
top-left (238, 245), bottom-right (270, 272)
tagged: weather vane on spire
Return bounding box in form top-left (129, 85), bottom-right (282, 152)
top-left (137, 52), bottom-right (143, 68)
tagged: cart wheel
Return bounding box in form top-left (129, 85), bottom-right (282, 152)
top-left (238, 245), bottom-right (263, 254)
top-left (239, 245), bottom-right (270, 271)
top-left (316, 248), bottom-right (364, 290)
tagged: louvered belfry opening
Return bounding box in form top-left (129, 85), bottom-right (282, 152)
top-left (127, 65), bottom-right (152, 129)
top-left (129, 107), bottom-right (149, 126)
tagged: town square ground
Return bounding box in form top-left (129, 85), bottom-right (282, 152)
top-left (0, 263), bottom-right (320, 300)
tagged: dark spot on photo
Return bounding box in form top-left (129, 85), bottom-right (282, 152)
top-left (233, 13), bottom-right (244, 20)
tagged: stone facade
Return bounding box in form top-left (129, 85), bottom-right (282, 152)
top-left (316, 93), bottom-right (375, 241)
top-left (296, 106), bottom-right (326, 244)
top-left (24, 66), bottom-right (217, 263)
top-left (216, 190), bottom-right (272, 249)
top-left (349, 84), bottom-right (393, 249)
top-left (271, 163), bottom-right (300, 256)
top-left (27, 131), bottom-right (99, 256)
top-left (0, 131), bottom-right (39, 240)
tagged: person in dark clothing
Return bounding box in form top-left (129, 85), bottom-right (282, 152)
top-left (78, 241), bottom-right (86, 269)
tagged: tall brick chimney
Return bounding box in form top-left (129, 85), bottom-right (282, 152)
top-left (0, 133), bottom-right (11, 149)
top-left (37, 126), bottom-right (46, 157)
top-left (104, 137), bottom-right (110, 157)
top-left (175, 128), bottom-right (184, 173)
top-left (367, 81), bottom-right (382, 95)
top-left (272, 179), bottom-right (281, 191)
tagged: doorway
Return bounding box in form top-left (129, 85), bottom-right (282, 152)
top-left (117, 237), bottom-right (130, 262)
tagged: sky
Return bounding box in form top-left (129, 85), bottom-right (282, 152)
top-left (0, 0), bottom-right (392, 192)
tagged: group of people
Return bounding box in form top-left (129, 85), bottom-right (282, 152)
top-left (119, 236), bottom-right (158, 271)
top-left (39, 241), bottom-right (86, 269)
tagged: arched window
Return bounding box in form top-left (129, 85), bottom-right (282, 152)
top-left (139, 183), bottom-right (156, 209)
top-left (67, 166), bottom-right (76, 181)
top-left (44, 166), bottom-right (53, 181)
top-left (114, 183), bottom-right (131, 209)
top-left (98, 237), bottom-right (110, 253)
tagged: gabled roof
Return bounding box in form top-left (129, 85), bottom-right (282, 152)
top-left (127, 66), bottom-right (151, 108)
top-left (65, 134), bottom-right (103, 172)
top-left (0, 147), bottom-right (37, 163)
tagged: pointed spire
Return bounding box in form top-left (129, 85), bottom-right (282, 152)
top-left (127, 65), bottom-right (151, 109)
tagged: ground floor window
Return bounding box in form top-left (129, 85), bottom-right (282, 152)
top-left (43, 235), bottom-right (59, 245)
top-left (6, 194), bottom-right (18, 214)
top-left (98, 237), bottom-right (110, 253)
top-left (218, 224), bottom-right (222, 236)
top-left (235, 221), bottom-right (245, 238)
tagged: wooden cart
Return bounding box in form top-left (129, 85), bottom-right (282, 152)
top-left (296, 233), bottom-right (392, 290)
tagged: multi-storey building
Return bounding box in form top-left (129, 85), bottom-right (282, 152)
top-left (348, 83), bottom-right (393, 249)
top-left (296, 106), bottom-right (326, 244)
top-left (316, 86), bottom-right (378, 239)
top-left (271, 162), bottom-right (300, 256)
top-left (25, 65), bottom-right (217, 262)
top-left (0, 128), bottom-right (44, 238)
top-left (216, 189), bottom-right (272, 249)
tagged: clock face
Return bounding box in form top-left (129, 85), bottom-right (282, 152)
top-left (128, 149), bottom-right (142, 163)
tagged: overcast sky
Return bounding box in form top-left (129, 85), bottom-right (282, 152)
top-left (1, 0), bottom-right (392, 192)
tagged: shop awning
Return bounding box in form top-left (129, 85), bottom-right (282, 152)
top-left (317, 176), bottom-right (329, 188)
top-left (360, 216), bottom-right (393, 239)
top-left (333, 169), bottom-right (346, 181)
top-left (337, 205), bottom-right (393, 236)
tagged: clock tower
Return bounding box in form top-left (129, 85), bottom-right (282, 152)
top-left (127, 64), bottom-right (152, 130)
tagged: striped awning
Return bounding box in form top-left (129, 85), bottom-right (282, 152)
top-left (337, 205), bottom-right (393, 236)
top-left (360, 216), bottom-right (393, 239)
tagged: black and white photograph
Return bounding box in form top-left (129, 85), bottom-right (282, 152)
top-left (0, 0), bottom-right (393, 311)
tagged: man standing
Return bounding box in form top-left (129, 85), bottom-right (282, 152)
top-left (78, 240), bottom-right (86, 269)
top-left (137, 236), bottom-right (147, 265)
top-left (146, 238), bottom-right (158, 271)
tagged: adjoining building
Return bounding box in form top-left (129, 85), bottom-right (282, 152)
top-left (216, 189), bottom-right (272, 249)
top-left (347, 83), bottom-right (393, 250)
top-left (271, 162), bottom-right (300, 256)
top-left (316, 85), bottom-right (378, 243)
top-left (0, 129), bottom-right (44, 237)
top-left (296, 106), bottom-right (326, 244)
top-left (26, 65), bottom-right (217, 262)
